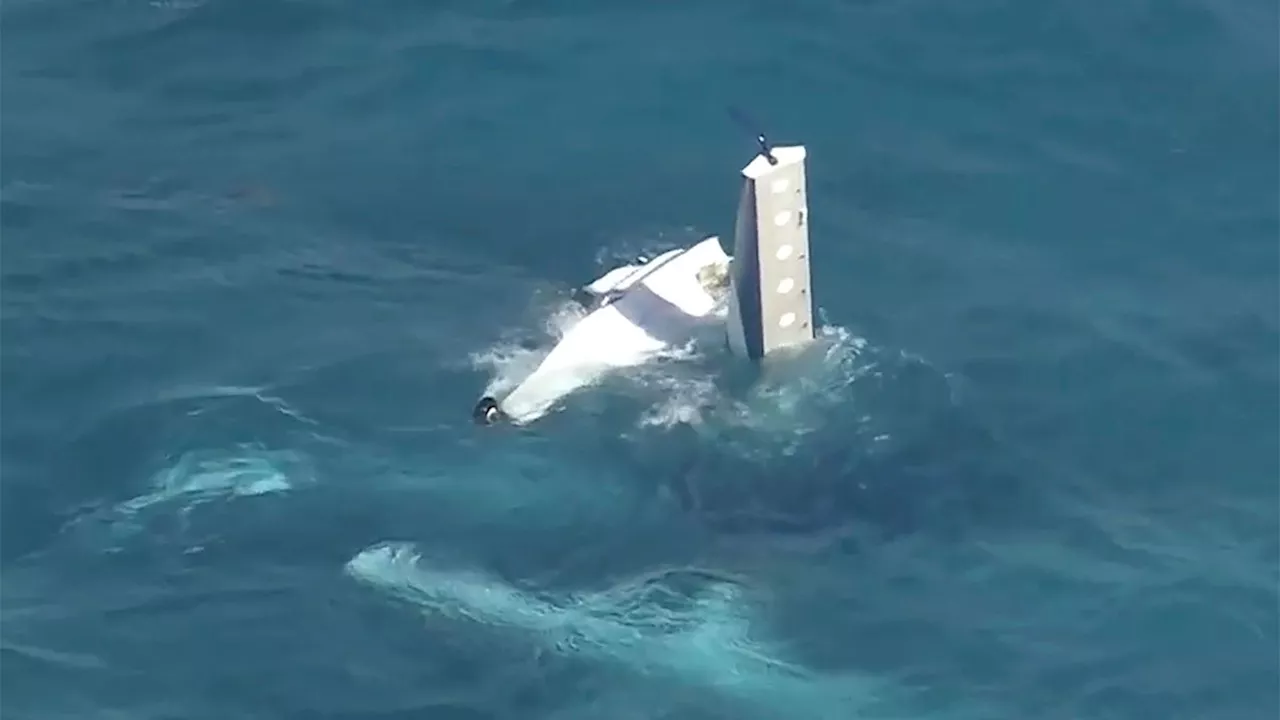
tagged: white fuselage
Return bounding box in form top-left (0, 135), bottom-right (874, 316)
top-left (496, 236), bottom-right (731, 424)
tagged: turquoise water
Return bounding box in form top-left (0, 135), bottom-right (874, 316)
top-left (2, 1), bottom-right (1277, 718)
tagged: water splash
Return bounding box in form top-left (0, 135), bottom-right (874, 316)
top-left (470, 298), bottom-right (589, 400)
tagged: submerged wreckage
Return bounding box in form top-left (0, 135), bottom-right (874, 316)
top-left (474, 133), bottom-right (816, 426)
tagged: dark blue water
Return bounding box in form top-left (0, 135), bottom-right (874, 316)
top-left (3, 1), bottom-right (1277, 718)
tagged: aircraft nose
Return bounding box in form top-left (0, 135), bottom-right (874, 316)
top-left (472, 396), bottom-right (503, 425)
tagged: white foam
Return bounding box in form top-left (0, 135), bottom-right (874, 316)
top-left (346, 543), bottom-right (774, 674)
top-left (117, 446), bottom-right (305, 515)
top-left (61, 445), bottom-right (313, 550)
top-left (632, 323), bottom-right (874, 436)
top-left (345, 542), bottom-right (891, 718)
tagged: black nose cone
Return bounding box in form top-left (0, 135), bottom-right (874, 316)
top-left (472, 396), bottom-right (503, 425)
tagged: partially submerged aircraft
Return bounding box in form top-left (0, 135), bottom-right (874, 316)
top-left (473, 237), bottom-right (733, 425)
top-left (474, 136), bottom-right (816, 427)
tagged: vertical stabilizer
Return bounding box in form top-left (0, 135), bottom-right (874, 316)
top-left (726, 144), bottom-right (815, 361)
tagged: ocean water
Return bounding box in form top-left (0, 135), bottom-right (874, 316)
top-left (2, 0), bottom-right (1277, 718)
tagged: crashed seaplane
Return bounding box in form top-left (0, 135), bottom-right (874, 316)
top-left (473, 135), bottom-right (816, 426)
